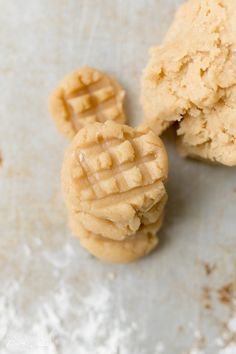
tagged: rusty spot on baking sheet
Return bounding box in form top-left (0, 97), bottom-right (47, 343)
top-left (202, 286), bottom-right (212, 310)
top-left (203, 262), bottom-right (217, 276)
top-left (200, 279), bottom-right (235, 313)
top-left (196, 334), bottom-right (206, 349)
top-left (233, 188), bottom-right (236, 193)
top-left (177, 325), bottom-right (184, 333)
top-left (218, 283), bottom-right (234, 305)
top-left (190, 332), bottom-right (206, 353)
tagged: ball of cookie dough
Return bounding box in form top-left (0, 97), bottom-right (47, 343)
top-left (69, 212), bottom-right (164, 263)
top-left (49, 67), bottom-right (126, 139)
top-left (141, 0), bottom-right (236, 166)
top-left (61, 121), bottom-right (168, 240)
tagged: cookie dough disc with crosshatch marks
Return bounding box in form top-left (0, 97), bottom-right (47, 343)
top-left (62, 121), bottom-right (168, 240)
top-left (69, 211), bottom-right (164, 263)
top-left (49, 67), bottom-right (126, 139)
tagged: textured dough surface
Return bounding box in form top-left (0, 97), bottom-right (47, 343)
top-left (141, 0), bottom-right (236, 166)
top-left (49, 67), bottom-right (126, 139)
top-left (62, 121), bottom-right (168, 239)
top-left (70, 193), bottom-right (167, 241)
top-left (69, 212), bottom-right (164, 263)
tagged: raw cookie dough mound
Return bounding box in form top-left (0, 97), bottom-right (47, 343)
top-left (62, 121), bottom-right (168, 240)
top-left (49, 67), bottom-right (126, 139)
top-left (69, 212), bottom-right (164, 263)
top-left (141, 0), bottom-right (236, 166)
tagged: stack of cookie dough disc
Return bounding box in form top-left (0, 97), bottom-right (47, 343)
top-left (62, 121), bottom-right (168, 263)
top-left (49, 67), bottom-right (126, 139)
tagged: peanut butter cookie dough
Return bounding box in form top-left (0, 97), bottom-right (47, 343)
top-left (141, 0), bottom-right (236, 166)
top-left (69, 193), bottom-right (167, 242)
top-left (49, 67), bottom-right (126, 139)
top-left (62, 121), bottom-right (168, 262)
top-left (70, 212), bottom-right (164, 263)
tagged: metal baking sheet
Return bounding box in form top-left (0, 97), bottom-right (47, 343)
top-left (0, 1), bottom-right (236, 353)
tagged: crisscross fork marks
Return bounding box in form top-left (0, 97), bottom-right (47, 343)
top-left (61, 69), bottom-right (125, 130)
top-left (73, 131), bottom-right (164, 201)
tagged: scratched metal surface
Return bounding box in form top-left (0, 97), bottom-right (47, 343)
top-left (0, 1), bottom-right (236, 353)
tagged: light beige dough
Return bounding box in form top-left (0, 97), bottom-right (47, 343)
top-left (61, 121), bottom-right (168, 240)
top-left (70, 193), bottom-right (167, 241)
top-left (69, 212), bottom-right (164, 263)
top-left (49, 67), bottom-right (126, 139)
top-left (141, 0), bottom-right (236, 166)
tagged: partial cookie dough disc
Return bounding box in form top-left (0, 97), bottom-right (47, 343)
top-left (49, 67), bottom-right (126, 139)
top-left (69, 213), bottom-right (164, 263)
top-left (141, 0), bottom-right (236, 166)
top-left (70, 193), bottom-right (167, 241)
